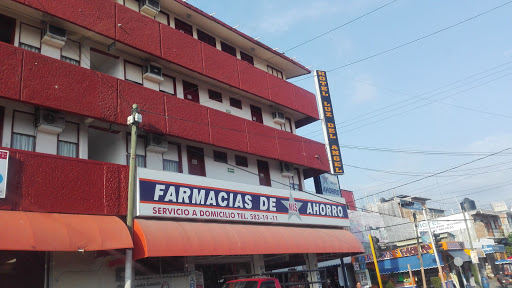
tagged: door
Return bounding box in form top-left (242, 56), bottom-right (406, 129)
top-left (257, 160), bottom-right (271, 186)
top-left (187, 146), bottom-right (206, 176)
top-left (0, 14), bottom-right (16, 44)
top-left (250, 105), bottom-right (263, 124)
top-left (183, 81), bottom-right (199, 103)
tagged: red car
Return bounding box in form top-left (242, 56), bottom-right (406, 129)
top-left (222, 278), bottom-right (282, 288)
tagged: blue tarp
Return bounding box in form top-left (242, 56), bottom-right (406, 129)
top-left (378, 253), bottom-right (442, 274)
top-left (495, 259), bottom-right (512, 264)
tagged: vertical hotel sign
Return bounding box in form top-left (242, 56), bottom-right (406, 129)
top-left (314, 70), bottom-right (344, 174)
top-left (0, 150), bottom-right (8, 198)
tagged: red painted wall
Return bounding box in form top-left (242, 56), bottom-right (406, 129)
top-left (14, 0), bottom-right (319, 119)
top-left (0, 148), bottom-right (128, 215)
top-left (0, 43), bottom-right (329, 172)
top-left (340, 189), bottom-right (356, 211)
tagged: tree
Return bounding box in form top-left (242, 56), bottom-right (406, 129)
top-left (506, 233), bottom-right (512, 257)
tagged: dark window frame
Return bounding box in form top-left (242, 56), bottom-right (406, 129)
top-left (0, 13), bottom-right (16, 45)
top-left (235, 155), bottom-right (248, 168)
top-left (124, 60), bottom-right (143, 85)
top-left (213, 150), bottom-right (228, 164)
top-left (160, 73), bottom-right (177, 96)
top-left (221, 41), bottom-right (237, 57)
top-left (267, 65), bottom-right (284, 79)
top-left (240, 51), bottom-right (254, 65)
top-left (197, 29), bottom-right (216, 47)
top-left (229, 97), bottom-right (242, 110)
top-left (208, 89), bottom-right (222, 103)
top-left (174, 18), bottom-right (193, 36)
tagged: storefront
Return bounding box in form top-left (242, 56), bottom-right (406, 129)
top-left (130, 169), bottom-right (364, 288)
top-left (483, 244), bottom-right (508, 276)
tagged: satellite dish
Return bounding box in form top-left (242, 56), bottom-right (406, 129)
top-left (454, 257), bottom-right (463, 267)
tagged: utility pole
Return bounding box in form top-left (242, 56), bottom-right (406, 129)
top-left (460, 200), bottom-right (482, 287)
top-left (422, 208), bottom-right (447, 288)
top-left (125, 104), bottom-right (141, 288)
top-left (368, 235), bottom-right (383, 288)
top-left (413, 213), bottom-right (427, 288)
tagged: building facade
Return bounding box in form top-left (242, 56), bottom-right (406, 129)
top-left (0, 0), bottom-right (364, 287)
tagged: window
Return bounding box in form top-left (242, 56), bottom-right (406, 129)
top-left (58, 122), bottom-right (78, 157)
top-left (213, 150), bottom-right (228, 164)
top-left (61, 40), bottom-right (80, 66)
top-left (235, 155), bottom-right (248, 167)
top-left (197, 29), bottom-right (216, 47)
top-left (229, 97), bottom-right (242, 109)
top-left (221, 41), bottom-right (236, 57)
top-left (19, 23), bottom-right (41, 53)
top-left (208, 89), bottom-right (222, 103)
top-left (183, 80), bottom-right (199, 103)
top-left (0, 13), bottom-right (16, 44)
top-left (250, 105), bottom-right (263, 124)
top-left (125, 61), bottom-right (143, 85)
top-left (174, 18), bottom-right (193, 36)
top-left (257, 160), bottom-right (271, 187)
top-left (155, 11), bottom-right (170, 25)
top-left (267, 65), bottom-right (283, 79)
top-left (160, 74), bottom-right (176, 95)
top-left (127, 135), bottom-right (146, 168)
top-left (240, 51), bottom-right (254, 65)
top-left (12, 111), bottom-right (36, 151)
top-left (163, 143), bottom-right (182, 173)
top-left (261, 281), bottom-right (277, 288)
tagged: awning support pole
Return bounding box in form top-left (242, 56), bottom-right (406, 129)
top-left (125, 104), bottom-right (140, 288)
top-left (413, 212), bottom-right (427, 288)
top-left (422, 208), bottom-right (447, 288)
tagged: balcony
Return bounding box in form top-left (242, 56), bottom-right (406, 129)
top-left (15, 0), bottom-right (319, 122)
top-left (0, 42), bottom-right (330, 172)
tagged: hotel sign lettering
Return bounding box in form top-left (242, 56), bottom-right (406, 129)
top-left (314, 70), bottom-right (344, 175)
top-left (136, 169), bottom-right (350, 227)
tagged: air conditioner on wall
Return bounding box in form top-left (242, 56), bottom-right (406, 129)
top-left (272, 111), bottom-right (285, 125)
top-left (139, 0), bottom-right (160, 17)
top-left (143, 63), bottom-right (164, 83)
top-left (41, 24), bottom-right (67, 48)
top-left (146, 133), bottom-right (168, 153)
top-left (280, 162), bottom-right (294, 177)
top-left (36, 109), bottom-right (66, 134)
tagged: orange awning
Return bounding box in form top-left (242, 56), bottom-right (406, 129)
top-left (133, 219), bottom-right (364, 260)
top-left (0, 210), bottom-right (133, 251)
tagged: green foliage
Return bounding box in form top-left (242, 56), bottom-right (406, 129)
top-left (507, 233), bottom-right (512, 257)
top-left (383, 280), bottom-right (395, 288)
top-left (430, 277), bottom-right (442, 288)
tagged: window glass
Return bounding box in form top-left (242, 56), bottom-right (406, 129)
top-left (175, 18), bottom-right (193, 36)
top-left (163, 159), bottom-right (179, 172)
top-left (235, 155), bottom-right (248, 167)
top-left (240, 51), bottom-right (254, 65)
top-left (160, 75), bottom-right (176, 95)
top-left (62, 40), bottom-right (80, 61)
top-left (229, 98), bottom-right (242, 109)
top-left (12, 133), bottom-right (35, 151)
top-left (213, 150), bottom-right (228, 163)
top-left (58, 122), bottom-right (78, 157)
top-left (267, 65), bottom-right (284, 79)
top-left (58, 141), bottom-right (77, 157)
top-left (221, 41), bottom-right (236, 57)
top-left (19, 23), bottom-right (41, 51)
top-left (208, 89), bottom-right (222, 103)
top-left (125, 61), bottom-right (143, 85)
top-left (197, 29), bottom-right (216, 47)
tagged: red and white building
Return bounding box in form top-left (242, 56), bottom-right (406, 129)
top-left (0, 0), bottom-right (363, 287)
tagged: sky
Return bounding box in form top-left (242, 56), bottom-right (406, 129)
top-left (186, 0), bottom-right (512, 213)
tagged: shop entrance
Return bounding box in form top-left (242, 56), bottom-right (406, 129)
top-left (0, 251), bottom-right (46, 287)
top-left (196, 262), bottom-right (253, 288)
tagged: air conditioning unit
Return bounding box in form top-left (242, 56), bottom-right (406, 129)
top-left (143, 63), bottom-right (164, 83)
top-left (272, 111), bottom-right (285, 125)
top-left (41, 24), bottom-right (67, 48)
top-left (139, 0), bottom-right (160, 17)
top-left (280, 162), bottom-right (294, 177)
top-left (146, 133), bottom-right (168, 153)
top-left (36, 109), bottom-right (66, 134)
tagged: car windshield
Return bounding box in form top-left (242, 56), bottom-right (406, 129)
top-left (222, 281), bottom-right (260, 288)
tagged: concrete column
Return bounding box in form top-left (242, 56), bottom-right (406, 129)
top-left (252, 255), bottom-right (265, 274)
top-left (185, 257), bottom-right (196, 272)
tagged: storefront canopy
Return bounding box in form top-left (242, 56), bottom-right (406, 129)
top-left (378, 253), bottom-right (442, 274)
top-left (0, 210), bottom-right (133, 251)
top-left (133, 219), bottom-right (364, 260)
top-left (448, 250), bottom-right (472, 262)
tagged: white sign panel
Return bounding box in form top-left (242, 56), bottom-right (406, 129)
top-left (0, 150), bottom-right (8, 198)
top-left (136, 169), bottom-right (350, 227)
top-left (315, 173), bottom-right (341, 197)
top-left (417, 214), bottom-right (467, 234)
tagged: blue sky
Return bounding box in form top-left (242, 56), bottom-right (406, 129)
top-left (189, 0), bottom-right (512, 213)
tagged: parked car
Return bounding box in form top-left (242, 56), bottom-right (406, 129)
top-left (222, 278), bottom-right (282, 288)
